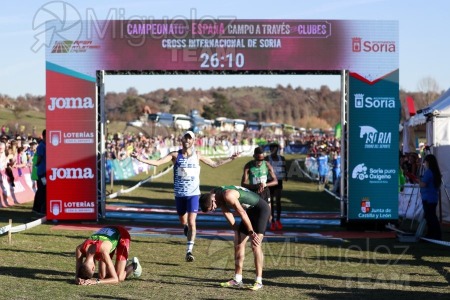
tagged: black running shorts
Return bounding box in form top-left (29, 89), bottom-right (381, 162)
top-left (238, 199), bottom-right (271, 235)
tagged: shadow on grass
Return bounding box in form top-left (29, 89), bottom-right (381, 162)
top-left (306, 290), bottom-right (450, 300)
top-left (87, 296), bottom-right (130, 300)
top-left (0, 247), bottom-right (73, 258)
top-left (0, 266), bottom-right (72, 282)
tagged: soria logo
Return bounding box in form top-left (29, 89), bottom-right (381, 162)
top-left (352, 37), bottom-right (396, 53)
top-left (359, 126), bottom-right (391, 149)
top-left (352, 37), bottom-right (362, 52)
top-left (49, 168), bottom-right (95, 181)
top-left (48, 97), bottom-right (94, 111)
top-left (354, 94), bottom-right (395, 109)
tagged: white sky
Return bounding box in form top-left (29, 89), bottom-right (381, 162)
top-left (1, 0), bottom-right (449, 97)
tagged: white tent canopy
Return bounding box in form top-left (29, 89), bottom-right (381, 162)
top-left (408, 88), bottom-right (450, 127)
top-left (407, 87), bottom-right (450, 222)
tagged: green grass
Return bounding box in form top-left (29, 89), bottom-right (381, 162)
top-left (0, 108), bottom-right (46, 137)
top-left (2, 155), bottom-right (450, 299)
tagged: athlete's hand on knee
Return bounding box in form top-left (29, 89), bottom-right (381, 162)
top-left (250, 231), bottom-right (261, 246)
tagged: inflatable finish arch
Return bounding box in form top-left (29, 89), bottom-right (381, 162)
top-left (45, 19), bottom-right (399, 222)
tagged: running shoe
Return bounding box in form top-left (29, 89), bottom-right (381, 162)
top-left (248, 282), bottom-right (263, 291)
top-left (220, 279), bottom-right (243, 288)
top-left (132, 257), bottom-right (142, 278)
top-left (185, 251), bottom-right (195, 262)
top-left (183, 224), bottom-right (189, 237)
top-left (270, 221), bottom-right (276, 231)
top-left (276, 220), bottom-right (283, 230)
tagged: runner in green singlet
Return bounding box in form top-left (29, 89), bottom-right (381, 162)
top-left (199, 185), bottom-right (270, 291)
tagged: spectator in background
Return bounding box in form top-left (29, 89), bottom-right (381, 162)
top-left (32, 130), bottom-right (46, 215)
top-left (317, 150), bottom-right (329, 190)
top-left (265, 143), bottom-right (287, 231)
top-left (30, 142), bottom-right (39, 192)
top-left (418, 142), bottom-right (426, 158)
top-left (417, 154), bottom-right (442, 240)
top-left (117, 146), bottom-right (127, 161)
top-left (331, 149), bottom-right (341, 189)
top-left (5, 158), bottom-right (15, 188)
top-left (23, 142), bottom-right (33, 165)
top-left (0, 141), bottom-right (7, 172)
top-left (15, 146), bottom-right (27, 177)
top-left (0, 141), bottom-right (9, 199)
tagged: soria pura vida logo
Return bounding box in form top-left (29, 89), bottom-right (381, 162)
top-left (359, 126), bottom-right (391, 149)
top-left (352, 163), bottom-right (396, 184)
top-left (352, 37), bottom-right (396, 53)
top-left (354, 94), bottom-right (396, 109)
top-left (50, 130), bottom-right (94, 146)
top-left (48, 97), bottom-right (95, 111)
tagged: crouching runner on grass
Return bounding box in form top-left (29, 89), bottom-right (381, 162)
top-left (200, 186), bottom-right (270, 291)
top-left (75, 226), bottom-right (142, 285)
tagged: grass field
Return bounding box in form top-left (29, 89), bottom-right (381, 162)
top-left (2, 156), bottom-right (450, 299)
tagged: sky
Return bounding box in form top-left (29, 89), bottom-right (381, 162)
top-left (1, 0), bottom-right (449, 97)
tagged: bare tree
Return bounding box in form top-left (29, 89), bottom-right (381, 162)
top-left (417, 77), bottom-right (440, 106)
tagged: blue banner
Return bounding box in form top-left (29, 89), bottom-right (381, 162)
top-left (348, 71), bottom-right (400, 220)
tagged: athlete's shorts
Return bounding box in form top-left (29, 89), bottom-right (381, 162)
top-left (251, 188), bottom-right (270, 203)
top-left (113, 226), bottom-right (130, 261)
top-left (175, 195), bottom-right (200, 215)
top-left (238, 199), bottom-right (271, 235)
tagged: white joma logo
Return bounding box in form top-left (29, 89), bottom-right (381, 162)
top-left (48, 97), bottom-right (94, 111)
top-left (49, 168), bottom-right (95, 181)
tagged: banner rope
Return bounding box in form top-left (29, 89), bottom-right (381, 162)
top-left (0, 216), bottom-right (47, 236)
top-left (106, 165), bottom-right (174, 200)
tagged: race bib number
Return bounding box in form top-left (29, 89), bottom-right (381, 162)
top-left (177, 167), bottom-right (198, 178)
top-left (251, 175), bottom-right (267, 184)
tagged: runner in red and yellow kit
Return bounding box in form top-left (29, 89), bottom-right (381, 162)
top-left (75, 226), bottom-right (142, 285)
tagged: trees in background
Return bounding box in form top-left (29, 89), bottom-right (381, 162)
top-left (0, 77), bottom-right (445, 131)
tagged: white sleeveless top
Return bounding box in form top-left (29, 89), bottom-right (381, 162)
top-left (173, 149), bottom-right (201, 197)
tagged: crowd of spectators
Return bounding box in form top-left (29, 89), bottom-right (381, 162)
top-left (0, 128), bottom-right (41, 185)
top-left (1, 124), bottom-right (334, 187)
top-left (104, 129), bottom-right (328, 162)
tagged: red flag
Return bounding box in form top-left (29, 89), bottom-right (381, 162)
top-left (406, 96), bottom-right (416, 116)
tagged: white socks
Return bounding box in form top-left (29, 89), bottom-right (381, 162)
top-left (186, 241), bottom-right (194, 253)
